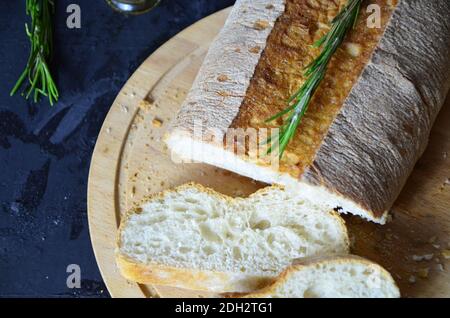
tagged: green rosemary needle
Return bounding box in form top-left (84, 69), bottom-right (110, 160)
top-left (266, 0), bottom-right (362, 157)
top-left (10, 0), bottom-right (59, 106)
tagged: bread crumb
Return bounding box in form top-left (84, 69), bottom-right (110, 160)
top-left (408, 275), bottom-right (416, 284)
top-left (265, 4), bottom-right (275, 9)
top-left (344, 42), bottom-right (362, 57)
top-left (436, 263), bottom-right (445, 272)
top-left (417, 268), bottom-right (429, 279)
top-left (284, 152), bottom-right (300, 165)
top-left (106, 127), bottom-right (112, 134)
top-left (442, 249), bottom-right (450, 260)
top-left (253, 20), bottom-right (270, 30)
top-left (444, 178), bottom-right (450, 186)
top-left (443, 152), bottom-right (448, 159)
top-left (121, 105), bottom-right (129, 113)
top-left (138, 100), bottom-right (153, 112)
top-left (152, 118), bottom-right (163, 128)
top-left (217, 74), bottom-right (229, 82)
top-left (249, 46), bottom-right (261, 54)
top-left (234, 47), bottom-right (241, 53)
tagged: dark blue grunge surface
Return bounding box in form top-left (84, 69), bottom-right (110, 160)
top-left (0, 0), bottom-right (235, 298)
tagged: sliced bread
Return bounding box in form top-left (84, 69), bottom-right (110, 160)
top-left (241, 255), bottom-right (400, 298)
top-left (116, 183), bottom-right (349, 293)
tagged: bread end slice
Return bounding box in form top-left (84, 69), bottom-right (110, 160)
top-left (238, 255), bottom-right (400, 298)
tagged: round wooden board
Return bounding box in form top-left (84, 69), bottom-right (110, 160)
top-left (88, 7), bottom-right (450, 298)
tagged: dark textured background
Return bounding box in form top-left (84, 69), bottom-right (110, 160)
top-left (0, 0), bottom-right (234, 298)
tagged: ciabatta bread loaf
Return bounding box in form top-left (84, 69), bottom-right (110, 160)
top-left (116, 183), bottom-right (349, 293)
top-left (241, 255), bottom-right (400, 298)
top-left (166, 0), bottom-right (450, 224)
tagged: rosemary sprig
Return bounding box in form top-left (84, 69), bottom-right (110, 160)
top-left (266, 0), bottom-right (362, 157)
top-left (10, 0), bottom-right (59, 106)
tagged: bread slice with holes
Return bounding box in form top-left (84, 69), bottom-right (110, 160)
top-left (241, 255), bottom-right (400, 298)
top-left (116, 183), bottom-right (349, 293)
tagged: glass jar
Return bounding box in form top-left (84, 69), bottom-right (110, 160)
top-left (106, 0), bottom-right (161, 14)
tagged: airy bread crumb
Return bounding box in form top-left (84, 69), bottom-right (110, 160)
top-left (116, 183), bottom-right (349, 292)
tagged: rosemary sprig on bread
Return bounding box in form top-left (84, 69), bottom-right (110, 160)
top-left (10, 0), bottom-right (59, 105)
top-left (266, 0), bottom-right (362, 157)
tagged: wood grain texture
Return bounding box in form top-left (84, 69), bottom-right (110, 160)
top-left (88, 7), bottom-right (450, 298)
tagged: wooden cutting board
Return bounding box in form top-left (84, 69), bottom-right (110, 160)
top-left (87, 7), bottom-right (450, 298)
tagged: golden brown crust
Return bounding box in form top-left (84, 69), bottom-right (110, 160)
top-left (116, 253), bottom-right (231, 293)
top-left (117, 252), bottom-right (277, 293)
top-left (230, 0), bottom-right (396, 176)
